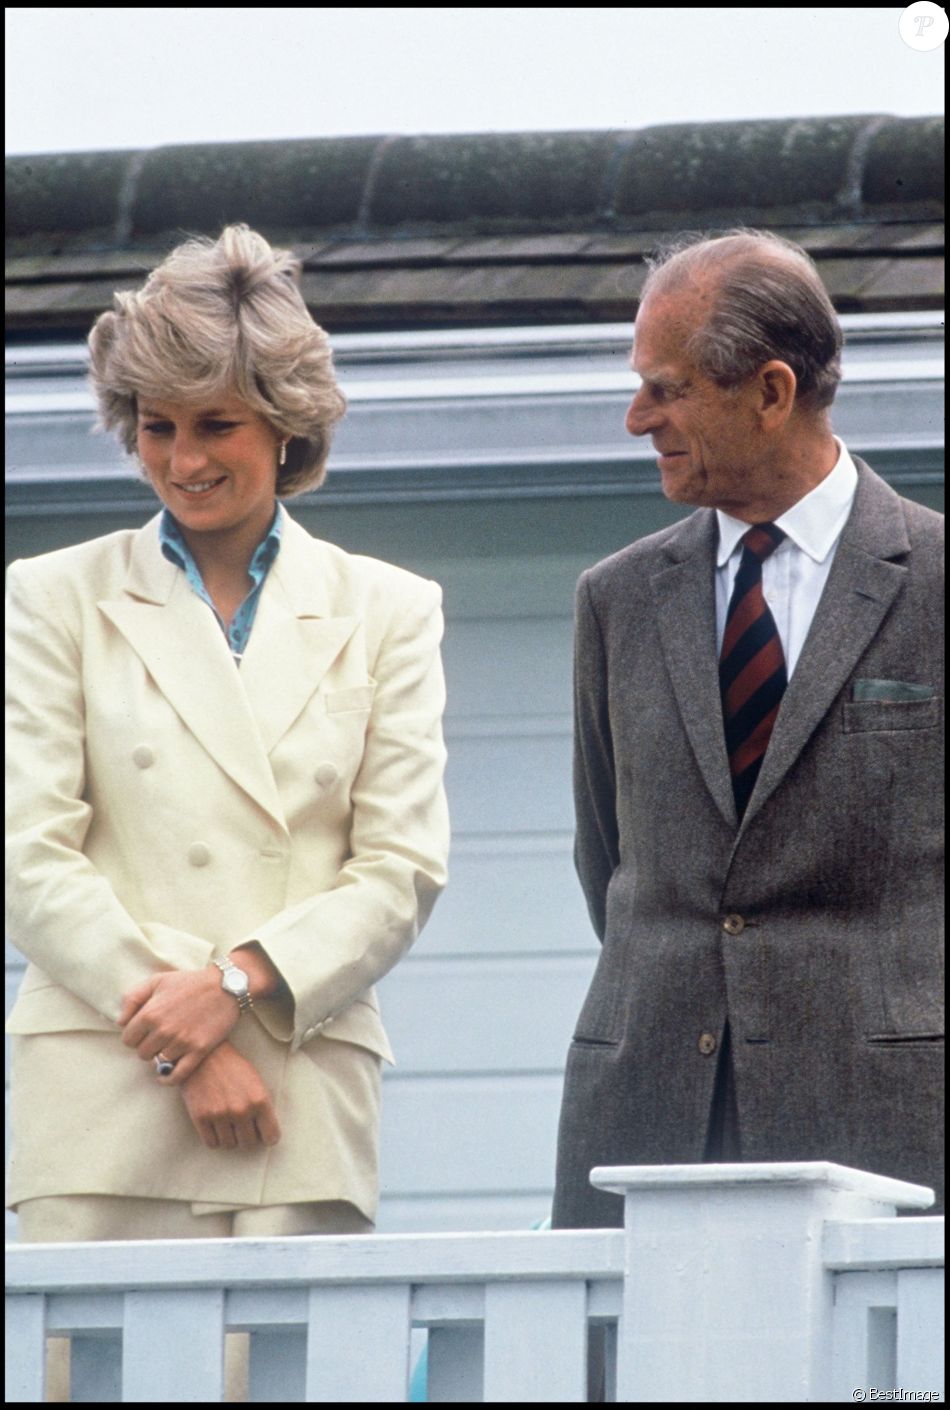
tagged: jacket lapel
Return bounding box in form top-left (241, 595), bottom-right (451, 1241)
top-left (739, 460), bottom-right (910, 831)
top-left (238, 517), bottom-right (360, 754)
top-left (97, 514), bottom-right (359, 831)
top-left (652, 511), bottom-right (738, 829)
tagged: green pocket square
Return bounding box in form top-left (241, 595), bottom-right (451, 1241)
top-left (852, 678), bottom-right (935, 702)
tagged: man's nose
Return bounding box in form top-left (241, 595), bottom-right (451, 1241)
top-left (625, 387), bottom-right (661, 438)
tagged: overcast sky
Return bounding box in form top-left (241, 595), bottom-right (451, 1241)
top-left (4, 7), bottom-right (944, 156)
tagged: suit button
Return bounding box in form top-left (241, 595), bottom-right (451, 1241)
top-left (315, 763), bottom-right (338, 788)
top-left (698, 1032), bottom-right (718, 1056)
top-left (723, 914), bottom-right (746, 935)
top-left (187, 843), bottom-right (212, 867)
top-left (132, 745), bottom-right (155, 769)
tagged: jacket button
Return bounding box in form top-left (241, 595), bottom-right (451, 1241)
top-left (723, 914), bottom-right (746, 935)
top-left (187, 843), bottom-right (212, 867)
top-left (132, 745), bottom-right (155, 769)
top-left (698, 1032), bottom-right (718, 1056)
top-left (315, 763), bottom-right (338, 788)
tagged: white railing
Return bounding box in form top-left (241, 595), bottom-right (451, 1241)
top-left (5, 1163), bottom-right (944, 1403)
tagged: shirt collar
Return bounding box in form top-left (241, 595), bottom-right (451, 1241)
top-left (160, 502), bottom-right (284, 576)
top-left (715, 439), bottom-right (859, 567)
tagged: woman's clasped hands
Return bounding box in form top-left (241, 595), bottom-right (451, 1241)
top-left (119, 965), bottom-right (239, 1083)
top-left (118, 965), bottom-right (281, 1149)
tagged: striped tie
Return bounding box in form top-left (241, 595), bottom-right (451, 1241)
top-left (719, 523), bottom-right (787, 820)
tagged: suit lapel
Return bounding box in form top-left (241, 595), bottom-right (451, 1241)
top-left (739, 460), bottom-right (910, 831)
top-left (652, 511), bottom-right (738, 829)
top-left (239, 519), bottom-right (360, 754)
top-left (97, 514), bottom-right (361, 831)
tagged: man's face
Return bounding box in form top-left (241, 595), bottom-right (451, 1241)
top-left (626, 289), bottom-right (768, 518)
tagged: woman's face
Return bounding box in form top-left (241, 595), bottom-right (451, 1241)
top-left (136, 394), bottom-right (281, 542)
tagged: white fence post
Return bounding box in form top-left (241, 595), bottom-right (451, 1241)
top-left (591, 1162), bottom-right (934, 1404)
top-left (896, 1268), bottom-right (945, 1400)
top-left (5, 1294), bottom-right (46, 1403)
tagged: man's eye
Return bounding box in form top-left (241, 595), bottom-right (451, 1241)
top-left (141, 422), bottom-right (172, 434)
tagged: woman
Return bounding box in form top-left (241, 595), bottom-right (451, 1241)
top-left (5, 224), bottom-right (450, 1246)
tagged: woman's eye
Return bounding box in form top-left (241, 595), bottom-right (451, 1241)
top-left (205, 421), bottom-right (238, 433)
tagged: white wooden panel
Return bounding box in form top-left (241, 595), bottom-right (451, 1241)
top-left (377, 1192), bottom-right (556, 1234)
top-left (122, 1288), bottom-right (225, 1401)
top-left (867, 1306), bottom-right (898, 1392)
top-left (896, 1268), bottom-right (944, 1399)
top-left (71, 1332), bottom-right (122, 1403)
top-left (446, 732), bottom-right (572, 834)
top-left (416, 835), bottom-right (595, 956)
top-left (377, 953), bottom-right (595, 1073)
top-left (378, 1072), bottom-right (563, 1196)
top-left (442, 617), bottom-right (572, 719)
top-left (249, 1328), bottom-right (306, 1402)
top-left (305, 1284), bottom-right (411, 1402)
top-left (432, 552), bottom-right (609, 619)
top-left (483, 1280), bottom-right (588, 1402)
top-left (428, 1325), bottom-right (484, 1402)
top-left (5, 1293), bottom-right (46, 1403)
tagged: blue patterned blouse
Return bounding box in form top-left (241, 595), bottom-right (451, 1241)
top-left (159, 504), bottom-right (284, 665)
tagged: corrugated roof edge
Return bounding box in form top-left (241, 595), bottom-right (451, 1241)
top-left (6, 116), bottom-right (944, 245)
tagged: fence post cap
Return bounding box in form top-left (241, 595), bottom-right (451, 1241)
top-left (589, 1161), bottom-right (935, 1210)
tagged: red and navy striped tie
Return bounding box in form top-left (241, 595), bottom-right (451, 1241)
top-left (719, 523), bottom-right (787, 820)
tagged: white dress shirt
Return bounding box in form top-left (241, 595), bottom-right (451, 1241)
top-left (715, 440), bottom-right (859, 678)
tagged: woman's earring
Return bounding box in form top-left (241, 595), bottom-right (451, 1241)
top-left (279, 440), bottom-right (288, 467)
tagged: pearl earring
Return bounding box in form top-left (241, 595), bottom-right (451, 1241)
top-left (279, 440), bottom-right (288, 467)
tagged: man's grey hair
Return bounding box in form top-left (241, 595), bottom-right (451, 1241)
top-left (642, 229), bottom-right (843, 411)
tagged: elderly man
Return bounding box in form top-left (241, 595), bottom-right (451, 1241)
top-left (552, 230), bottom-right (944, 1229)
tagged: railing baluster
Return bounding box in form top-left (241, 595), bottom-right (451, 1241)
top-left (5, 1293), bottom-right (46, 1403)
top-left (896, 1268), bottom-right (945, 1400)
top-left (306, 1284), bottom-right (412, 1401)
top-left (122, 1288), bottom-right (226, 1401)
top-left (484, 1280), bottom-right (588, 1402)
top-left (427, 1325), bottom-right (485, 1402)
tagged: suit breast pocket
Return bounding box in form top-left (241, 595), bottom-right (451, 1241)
top-left (842, 698), bottom-right (938, 733)
top-left (323, 684), bottom-right (376, 715)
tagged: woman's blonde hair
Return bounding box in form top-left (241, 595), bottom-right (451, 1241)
top-left (87, 224), bottom-right (346, 496)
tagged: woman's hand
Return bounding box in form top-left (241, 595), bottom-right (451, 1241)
top-left (178, 1042), bottom-right (281, 1150)
top-left (118, 966), bottom-right (239, 1083)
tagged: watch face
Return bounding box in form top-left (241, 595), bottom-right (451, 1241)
top-left (223, 969), bottom-right (249, 997)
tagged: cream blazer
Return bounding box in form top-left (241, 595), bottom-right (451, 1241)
top-left (5, 511), bottom-right (449, 1215)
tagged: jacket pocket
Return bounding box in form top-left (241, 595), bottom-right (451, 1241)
top-left (843, 698), bottom-right (938, 733)
top-left (570, 1033), bottom-right (621, 1050)
top-left (324, 684), bottom-right (376, 714)
top-left (6, 985), bottom-right (115, 1035)
top-left (864, 1033), bottom-right (944, 1045)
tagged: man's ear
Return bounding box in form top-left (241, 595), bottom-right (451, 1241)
top-left (757, 360), bottom-right (797, 428)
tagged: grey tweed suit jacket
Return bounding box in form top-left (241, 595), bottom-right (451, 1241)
top-left (552, 458), bottom-right (944, 1228)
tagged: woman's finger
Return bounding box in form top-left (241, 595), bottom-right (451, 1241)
top-left (254, 1106), bottom-right (281, 1147)
top-left (214, 1120), bottom-right (238, 1150)
top-left (118, 978), bottom-right (158, 1026)
top-left (155, 1050), bottom-right (203, 1086)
